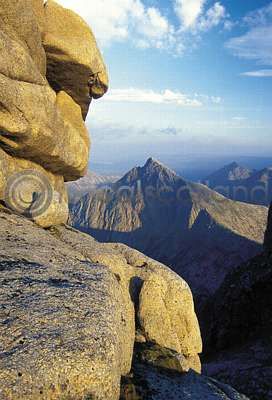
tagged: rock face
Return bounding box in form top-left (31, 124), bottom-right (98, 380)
top-left (203, 251), bottom-right (272, 400)
top-left (0, 208), bottom-right (202, 399)
top-left (69, 158), bottom-right (268, 316)
top-left (0, 0), bottom-right (108, 227)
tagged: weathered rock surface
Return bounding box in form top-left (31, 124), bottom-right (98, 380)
top-left (0, 0), bottom-right (46, 75)
top-left (0, 0), bottom-right (107, 227)
top-left (0, 209), bottom-right (202, 399)
top-left (0, 70), bottom-right (89, 180)
top-left (138, 274), bottom-right (201, 359)
top-left (0, 210), bottom-right (134, 400)
top-left (43, 0), bottom-right (109, 119)
top-left (0, 148), bottom-right (68, 227)
top-left (52, 223), bottom-right (202, 372)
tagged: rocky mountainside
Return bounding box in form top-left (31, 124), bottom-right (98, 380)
top-left (202, 244), bottom-right (272, 400)
top-left (0, 207), bottom-right (249, 400)
top-left (69, 158), bottom-right (268, 313)
top-left (203, 162), bottom-right (272, 205)
top-left (67, 171), bottom-right (120, 204)
top-left (203, 162), bottom-right (253, 186)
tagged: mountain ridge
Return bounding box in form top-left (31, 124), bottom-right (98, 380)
top-left (69, 158), bottom-right (268, 313)
top-left (203, 162), bottom-right (272, 205)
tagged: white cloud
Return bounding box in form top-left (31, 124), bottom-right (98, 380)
top-left (103, 88), bottom-right (222, 107)
top-left (232, 117), bottom-right (247, 121)
top-left (56, 0), bottom-right (176, 52)
top-left (174, 0), bottom-right (206, 29)
top-left (241, 69), bottom-right (272, 77)
top-left (198, 2), bottom-right (226, 31)
top-left (56, 0), bottom-right (228, 55)
top-left (226, 3), bottom-right (272, 65)
top-left (175, 0), bottom-right (227, 32)
top-left (104, 88), bottom-right (202, 107)
top-left (226, 26), bottom-right (272, 65)
top-left (243, 3), bottom-right (272, 27)
top-left (194, 94), bottom-right (222, 104)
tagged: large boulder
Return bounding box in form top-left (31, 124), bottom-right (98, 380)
top-left (0, 209), bottom-right (254, 399)
top-left (0, 209), bottom-right (202, 398)
top-left (43, 0), bottom-right (109, 119)
top-left (0, 211), bottom-right (134, 400)
top-left (138, 274), bottom-right (201, 365)
top-left (0, 0), bottom-right (107, 227)
top-left (50, 225), bottom-right (203, 373)
top-left (0, 69), bottom-right (90, 181)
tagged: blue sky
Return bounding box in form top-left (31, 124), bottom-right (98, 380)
top-left (57, 0), bottom-right (272, 166)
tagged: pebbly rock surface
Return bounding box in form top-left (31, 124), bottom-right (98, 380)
top-left (0, 209), bottom-right (133, 400)
top-left (51, 222), bottom-right (203, 373)
top-left (0, 208), bottom-right (202, 399)
top-left (0, 0), bottom-right (108, 227)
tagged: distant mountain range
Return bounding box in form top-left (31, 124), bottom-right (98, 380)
top-left (202, 162), bottom-right (272, 206)
top-left (69, 158), bottom-right (268, 312)
top-left (66, 171), bottom-right (120, 204)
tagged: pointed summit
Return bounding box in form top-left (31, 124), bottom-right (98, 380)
top-left (143, 157), bottom-right (177, 175)
top-left (204, 162), bottom-right (252, 186)
top-left (117, 158), bottom-right (184, 188)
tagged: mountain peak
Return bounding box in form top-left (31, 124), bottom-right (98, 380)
top-left (116, 158), bottom-right (184, 188)
top-left (204, 162), bottom-right (252, 184)
top-left (143, 157), bottom-right (176, 174)
top-left (227, 161), bottom-right (239, 169)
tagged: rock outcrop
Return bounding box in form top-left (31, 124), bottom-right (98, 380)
top-left (0, 208), bottom-right (203, 399)
top-left (0, 0), bottom-right (108, 227)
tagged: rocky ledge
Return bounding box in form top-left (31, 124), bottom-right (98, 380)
top-left (0, 208), bottom-right (249, 400)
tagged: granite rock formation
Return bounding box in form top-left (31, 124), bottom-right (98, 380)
top-left (0, 208), bottom-right (203, 399)
top-left (0, 0), bottom-right (108, 227)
